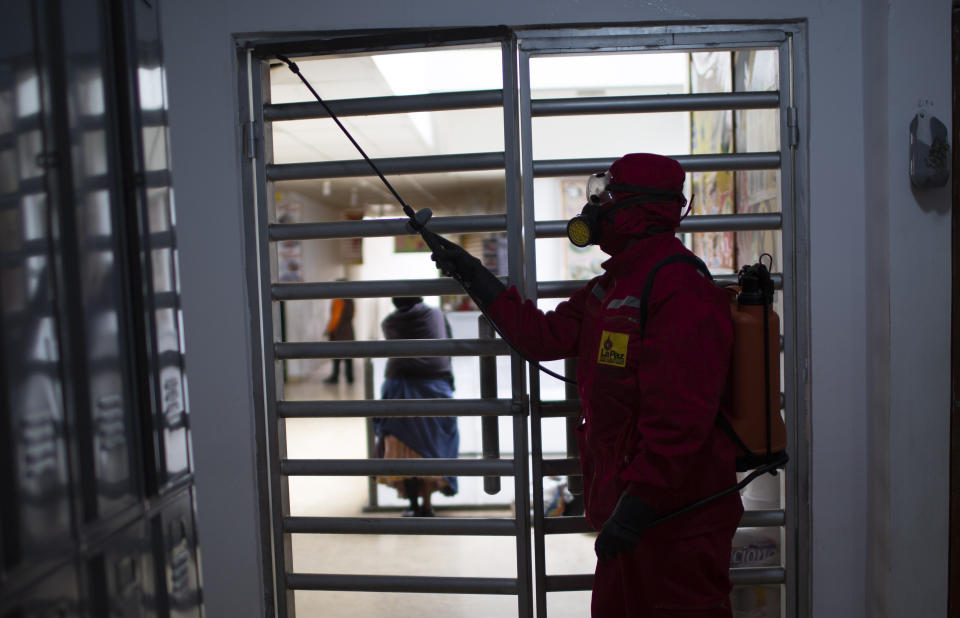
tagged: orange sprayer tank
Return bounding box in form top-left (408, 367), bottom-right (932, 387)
top-left (725, 262), bottom-right (787, 460)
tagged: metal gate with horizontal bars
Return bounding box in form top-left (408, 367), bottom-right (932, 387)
top-left (238, 22), bottom-right (810, 618)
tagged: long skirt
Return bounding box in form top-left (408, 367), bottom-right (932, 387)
top-left (374, 377), bottom-right (459, 496)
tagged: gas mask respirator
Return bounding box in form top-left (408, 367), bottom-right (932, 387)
top-left (566, 171), bottom-right (686, 248)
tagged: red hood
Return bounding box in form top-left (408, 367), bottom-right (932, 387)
top-left (595, 153), bottom-right (686, 255)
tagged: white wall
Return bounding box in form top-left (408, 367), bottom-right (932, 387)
top-left (158, 1), bottom-right (953, 616)
top-left (277, 189), bottom-right (339, 381)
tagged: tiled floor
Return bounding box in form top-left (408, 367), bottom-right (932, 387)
top-left (283, 374), bottom-right (596, 618)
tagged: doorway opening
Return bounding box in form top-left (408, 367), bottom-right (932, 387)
top-left (239, 23), bottom-right (809, 618)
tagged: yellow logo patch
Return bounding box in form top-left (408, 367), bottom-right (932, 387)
top-left (597, 331), bottom-right (629, 367)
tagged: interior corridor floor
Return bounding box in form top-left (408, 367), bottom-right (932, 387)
top-left (283, 373), bottom-right (596, 618)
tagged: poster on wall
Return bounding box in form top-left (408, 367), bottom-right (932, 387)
top-left (342, 209), bottom-right (364, 265)
top-left (395, 234), bottom-right (429, 253)
top-left (734, 49), bottom-right (782, 272)
top-left (276, 198), bottom-right (303, 282)
top-left (690, 51), bottom-right (736, 274)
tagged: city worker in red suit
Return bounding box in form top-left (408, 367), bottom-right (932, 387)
top-left (428, 153), bottom-right (742, 617)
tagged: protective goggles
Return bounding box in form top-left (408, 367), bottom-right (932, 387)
top-left (566, 173), bottom-right (686, 248)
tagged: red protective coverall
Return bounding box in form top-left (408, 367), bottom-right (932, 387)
top-left (486, 231), bottom-right (742, 617)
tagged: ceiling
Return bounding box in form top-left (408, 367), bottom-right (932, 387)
top-left (267, 47), bottom-right (691, 218)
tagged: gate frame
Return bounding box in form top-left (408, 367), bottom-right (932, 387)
top-left (236, 21), bottom-right (811, 618)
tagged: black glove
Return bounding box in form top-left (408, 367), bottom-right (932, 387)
top-left (594, 492), bottom-right (656, 562)
top-left (422, 229), bottom-right (505, 309)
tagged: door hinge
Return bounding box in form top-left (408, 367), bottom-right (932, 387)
top-left (243, 120), bottom-right (257, 159)
top-left (787, 106), bottom-right (800, 149)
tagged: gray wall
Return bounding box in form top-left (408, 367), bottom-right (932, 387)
top-left (158, 0), bottom-right (953, 616)
top-left (881, 2), bottom-right (952, 617)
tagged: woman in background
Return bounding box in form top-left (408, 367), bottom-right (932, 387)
top-left (374, 297), bottom-right (459, 517)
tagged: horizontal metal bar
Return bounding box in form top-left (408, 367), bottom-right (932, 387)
top-left (286, 573), bottom-right (517, 594)
top-left (517, 28), bottom-right (788, 52)
top-left (535, 213), bottom-right (782, 239)
top-left (272, 277), bottom-right (491, 301)
top-left (68, 170), bottom-right (171, 193)
top-left (265, 90), bottom-right (776, 123)
top-left (275, 338), bottom-right (510, 360)
top-left (533, 152), bottom-right (780, 177)
top-left (11, 111), bottom-right (42, 133)
top-left (537, 274), bottom-right (784, 299)
top-left (266, 152), bottom-right (504, 181)
top-left (154, 291), bottom-right (179, 310)
top-left (270, 214), bottom-right (507, 241)
top-left (1, 177), bottom-right (44, 198)
top-left (537, 280), bottom-right (588, 299)
top-left (284, 516), bottom-right (517, 535)
top-left (731, 567), bottom-right (786, 586)
top-left (682, 212), bottom-right (782, 233)
top-left (541, 509), bottom-right (785, 535)
top-left (251, 25), bottom-right (511, 59)
top-left (77, 109), bottom-right (168, 130)
top-left (279, 398), bottom-right (515, 418)
top-left (8, 230), bottom-right (175, 260)
top-left (543, 567), bottom-right (784, 592)
top-left (537, 400), bottom-right (581, 418)
top-left (264, 89), bottom-right (504, 121)
top-left (281, 458), bottom-right (515, 476)
top-left (267, 152), bottom-right (778, 183)
top-left (541, 517), bottom-right (591, 535)
top-left (543, 574), bottom-right (592, 592)
top-left (531, 91), bottom-right (779, 117)
top-left (540, 458), bottom-right (580, 476)
top-left (270, 212), bottom-right (783, 241)
top-left (741, 509), bottom-right (786, 528)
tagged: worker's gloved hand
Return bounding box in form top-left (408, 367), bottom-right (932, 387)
top-left (594, 492), bottom-right (656, 562)
top-left (423, 229), bottom-right (505, 309)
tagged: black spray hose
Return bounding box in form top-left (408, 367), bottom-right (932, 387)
top-left (276, 55), bottom-right (417, 222)
top-left (275, 54), bottom-right (575, 385)
top-left (648, 451), bottom-right (788, 529)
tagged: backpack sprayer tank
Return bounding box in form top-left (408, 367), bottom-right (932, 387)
top-left (725, 261), bottom-right (787, 470)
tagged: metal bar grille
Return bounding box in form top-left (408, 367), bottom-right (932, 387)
top-left (284, 516), bottom-right (517, 535)
top-left (531, 91), bottom-right (779, 116)
top-left (537, 274), bottom-right (784, 299)
top-left (267, 151), bottom-right (779, 182)
top-left (265, 89), bottom-right (504, 120)
top-left (537, 213), bottom-right (782, 237)
top-left (514, 27), bottom-right (801, 618)
top-left (274, 338), bottom-right (510, 359)
top-left (272, 278), bottom-right (470, 301)
top-left (278, 398), bottom-right (514, 418)
top-left (263, 89), bottom-right (775, 122)
top-left (533, 152), bottom-right (780, 177)
top-left (271, 271), bottom-right (783, 302)
top-left (543, 567), bottom-right (785, 592)
top-left (281, 458), bottom-right (515, 477)
top-left (541, 509), bottom-right (786, 535)
top-left (266, 152), bottom-right (505, 181)
top-left (286, 573), bottom-right (519, 594)
top-left (246, 23), bottom-right (806, 618)
top-left (269, 214), bottom-right (507, 241)
top-left (268, 212), bottom-right (779, 242)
